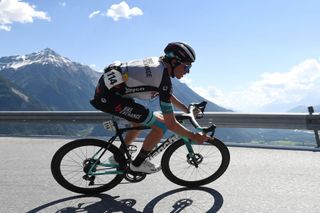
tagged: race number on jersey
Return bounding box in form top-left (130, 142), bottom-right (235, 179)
top-left (103, 69), bottom-right (124, 89)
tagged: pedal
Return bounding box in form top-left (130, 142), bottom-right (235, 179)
top-left (103, 120), bottom-right (116, 131)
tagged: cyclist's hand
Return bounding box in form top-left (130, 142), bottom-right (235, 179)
top-left (192, 132), bottom-right (211, 144)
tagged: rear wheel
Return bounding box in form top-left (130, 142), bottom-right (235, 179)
top-left (161, 138), bottom-right (230, 187)
top-left (51, 139), bottom-right (126, 194)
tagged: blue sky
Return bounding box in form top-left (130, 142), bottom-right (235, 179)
top-left (1, 0), bottom-right (320, 112)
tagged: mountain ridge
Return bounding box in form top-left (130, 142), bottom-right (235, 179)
top-left (0, 48), bottom-right (73, 70)
top-left (0, 48), bottom-right (100, 111)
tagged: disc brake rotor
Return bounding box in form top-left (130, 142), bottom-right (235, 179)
top-left (187, 153), bottom-right (203, 166)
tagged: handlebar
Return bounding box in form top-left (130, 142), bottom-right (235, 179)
top-left (175, 101), bottom-right (216, 137)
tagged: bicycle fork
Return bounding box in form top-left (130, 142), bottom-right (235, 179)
top-left (182, 137), bottom-right (202, 168)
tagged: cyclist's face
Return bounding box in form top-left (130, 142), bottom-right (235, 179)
top-left (174, 62), bottom-right (192, 79)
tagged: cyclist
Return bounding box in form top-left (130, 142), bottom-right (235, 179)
top-left (90, 42), bottom-right (211, 174)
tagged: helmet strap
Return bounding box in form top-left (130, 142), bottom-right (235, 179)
top-left (170, 64), bottom-right (176, 78)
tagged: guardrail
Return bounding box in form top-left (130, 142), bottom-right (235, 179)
top-left (0, 111), bottom-right (319, 147)
top-left (0, 111), bottom-right (319, 129)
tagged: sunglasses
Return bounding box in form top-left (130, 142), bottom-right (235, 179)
top-left (176, 60), bottom-right (192, 73)
top-left (183, 63), bottom-right (192, 73)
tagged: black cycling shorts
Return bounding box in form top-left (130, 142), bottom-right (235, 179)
top-left (90, 94), bottom-right (150, 124)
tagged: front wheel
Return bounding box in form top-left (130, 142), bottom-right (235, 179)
top-left (51, 139), bottom-right (126, 194)
top-left (161, 138), bottom-right (230, 187)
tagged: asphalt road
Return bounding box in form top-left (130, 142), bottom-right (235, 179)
top-left (0, 137), bottom-right (319, 213)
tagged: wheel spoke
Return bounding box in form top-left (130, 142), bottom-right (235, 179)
top-left (161, 139), bottom-right (230, 187)
top-left (51, 139), bottom-right (125, 194)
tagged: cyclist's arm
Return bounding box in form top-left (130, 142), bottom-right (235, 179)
top-left (170, 95), bottom-right (188, 113)
top-left (159, 96), bottom-right (203, 142)
top-left (158, 70), bottom-right (209, 143)
top-left (160, 98), bottom-right (210, 144)
top-left (162, 112), bottom-right (209, 144)
top-left (171, 95), bottom-right (201, 117)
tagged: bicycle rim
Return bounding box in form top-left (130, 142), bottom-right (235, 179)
top-left (51, 139), bottom-right (126, 194)
top-left (161, 138), bottom-right (230, 187)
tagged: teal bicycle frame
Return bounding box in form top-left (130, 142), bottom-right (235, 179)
top-left (86, 101), bottom-right (214, 176)
top-left (86, 123), bottom-right (200, 176)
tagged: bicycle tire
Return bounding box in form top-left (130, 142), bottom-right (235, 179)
top-left (161, 138), bottom-right (230, 187)
top-left (51, 138), bottom-right (126, 194)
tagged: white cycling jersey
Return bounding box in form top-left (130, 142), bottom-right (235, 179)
top-left (95, 56), bottom-right (174, 115)
top-left (119, 57), bottom-right (165, 100)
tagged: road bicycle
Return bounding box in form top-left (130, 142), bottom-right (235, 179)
top-left (51, 101), bottom-right (230, 194)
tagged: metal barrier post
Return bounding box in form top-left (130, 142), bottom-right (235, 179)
top-left (308, 106), bottom-right (320, 148)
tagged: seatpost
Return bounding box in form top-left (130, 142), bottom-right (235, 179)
top-left (308, 106), bottom-right (320, 148)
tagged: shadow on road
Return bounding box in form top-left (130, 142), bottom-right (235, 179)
top-left (26, 194), bottom-right (140, 213)
top-left (143, 187), bottom-right (223, 213)
top-left (26, 187), bottom-right (223, 213)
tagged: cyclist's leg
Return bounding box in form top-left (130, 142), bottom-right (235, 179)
top-left (141, 114), bottom-right (165, 151)
top-left (90, 94), bottom-right (149, 124)
top-left (124, 122), bottom-right (141, 147)
top-left (129, 113), bottom-right (168, 173)
top-left (91, 94), bottom-right (147, 151)
top-left (91, 94), bottom-right (165, 173)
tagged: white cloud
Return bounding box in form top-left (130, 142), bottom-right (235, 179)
top-left (190, 58), bottom-right (320, 112)
top-left (89, 10), bottom-right (101, 19)
top-left (0, 0), bottom-right (50, 31)
top-left (0, 24), bottom-right (11, 31)
top-left (106, 1), bottom-right (143, 21)
top-left (191, 85), bottom-right (230, 109)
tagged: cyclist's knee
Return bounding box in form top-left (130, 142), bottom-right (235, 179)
top-left (143, 111), bottom-right (167, 134)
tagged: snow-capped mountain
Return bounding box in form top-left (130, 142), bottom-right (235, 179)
top-left (0, 48), bottom-right (72, 70)
top-left (0, 48), bottom-right (101, 135)
top-left (0, 48), bottom-right (100, 111)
